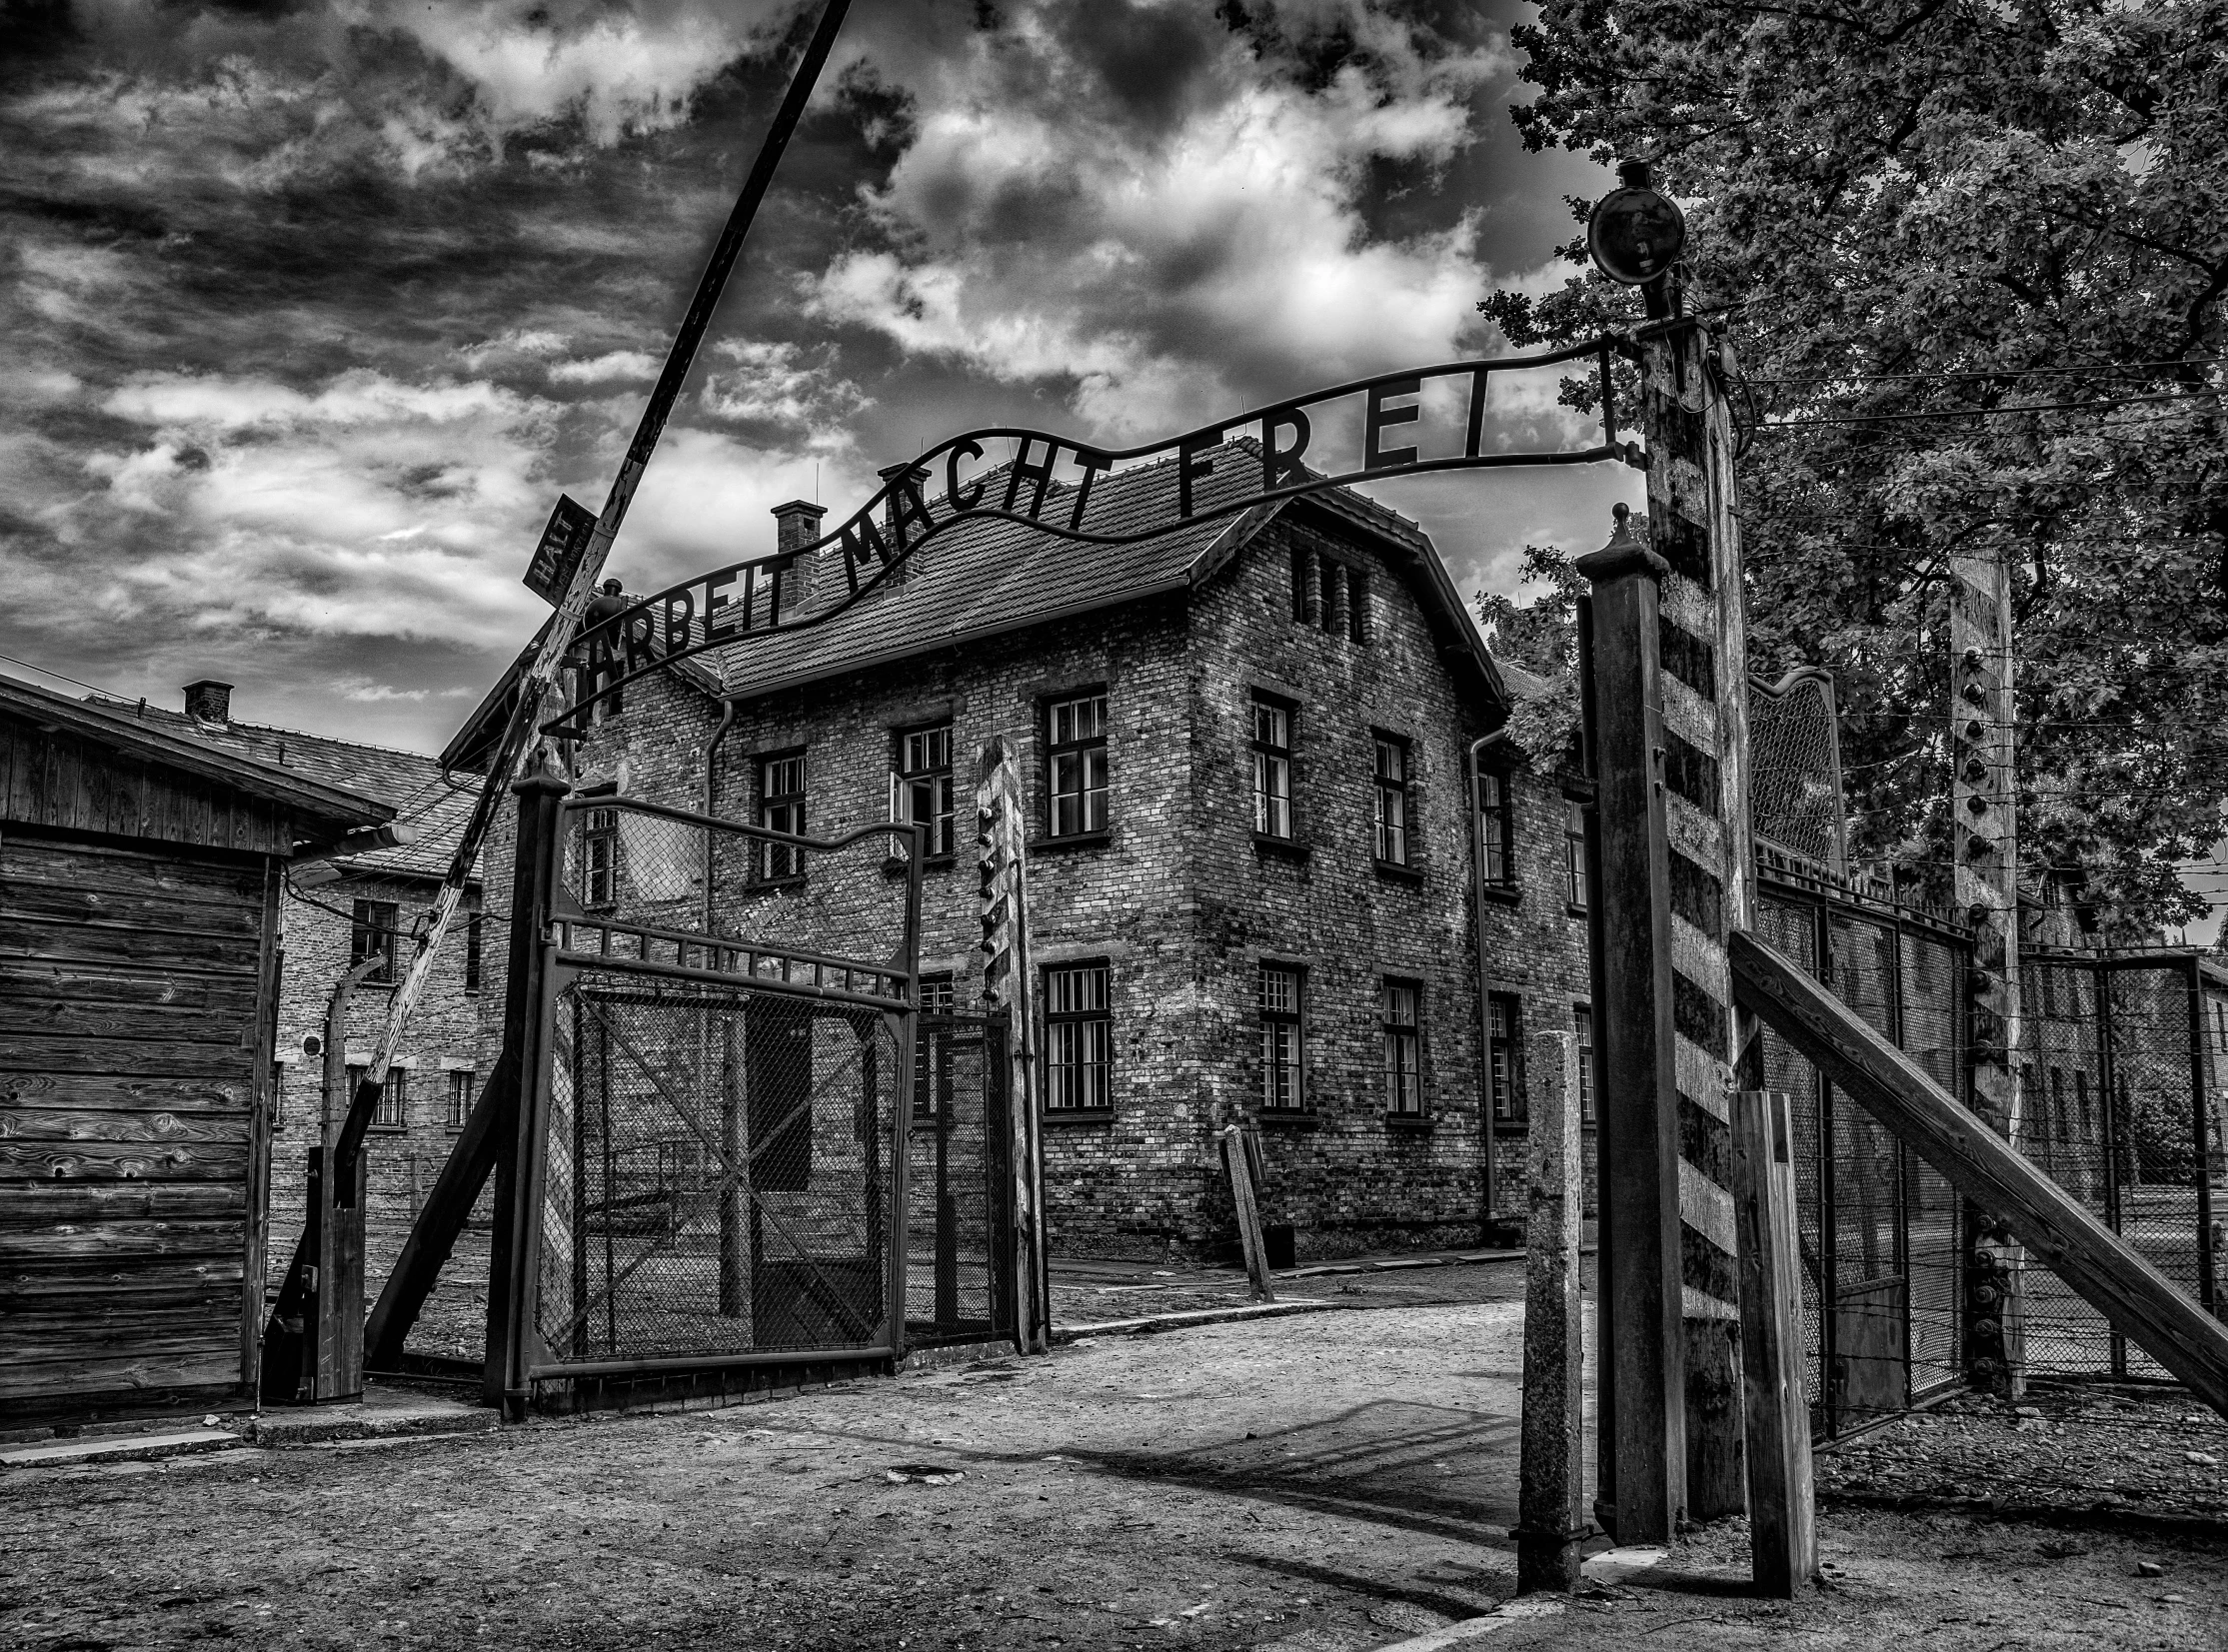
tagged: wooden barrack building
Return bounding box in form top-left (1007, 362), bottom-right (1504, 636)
top-left (0, 675), bottom-right (387, 1420)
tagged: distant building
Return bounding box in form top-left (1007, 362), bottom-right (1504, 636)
top-left (453, 445), bottom-right (1594, 1262)
top-left (127, 682), bottom-right (492, 1264)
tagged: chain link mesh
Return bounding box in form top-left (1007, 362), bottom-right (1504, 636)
top-left (1754, 892), bottom-right (1966, 1438)
top-left (536, 969), bottom-right (898, 1361)
top-left (1749, 672), bottom-right (1847, 874)
top-left (2015, 954), bottom-right (2218, 1380)
top-left (905, 1015), bottom-right (1014, 1346)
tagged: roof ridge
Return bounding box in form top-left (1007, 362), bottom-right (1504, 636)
top-left (107, 697), bottom-right (446, 768)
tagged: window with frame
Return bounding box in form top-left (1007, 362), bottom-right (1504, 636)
top-left (1251, 696), bottom-right (1294, 839)
top-left (1476, 770), bottom-right (1512, 886)
top-left (583, 809), bottom-right (619, 905)
top-left (1381, 978), bottom-right (1421, 1115)
top-left (271, 1062), bottom-right (286, 1133)
top-left (1575, 1004), bottom-right (1595, 1126)
top-left (1047, 693), bottom-right (1109, 837)
top-left (759, 752), bottom-right (807, 881)
top-left (1373, 736), bottom-right (1411, 865)
top-left (1258, 962), bottom-right (1304, 1111)
top-left (893, 724), bottom-right (955, 858)
top-left (1317, 556), bottom-right (1342, 636)
top-left (1488, 994), bottom-right (1523, 1127)
top-left (1045, 962), bottom-right (1112, 1111)
top-left (350, 899), bottom-right (398, 983)
top-left (914, 973), bottom-right (956, 1117)
top-left (1345, 568), bottom-right (1369, 644)
top-left (1289, 545), bottom-right (1312, 623)
top-left (465, 908), bottom-right (484, 991)
top-left (1564, 800), bottom-right (1588, 909)
top-left (447, 1068), bottom-right (476, 1130)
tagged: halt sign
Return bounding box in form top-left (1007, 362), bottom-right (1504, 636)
top-left (522, 494), bottom-right (598, 606)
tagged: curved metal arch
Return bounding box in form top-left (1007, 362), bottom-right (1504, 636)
top-left (548, 334), bottom-right (1638, 735)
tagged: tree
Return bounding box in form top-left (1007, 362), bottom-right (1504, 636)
top-left (1481, 0), bottom-right (2228, 938)
top-left (1475, 544), bottom-right (1585, 767)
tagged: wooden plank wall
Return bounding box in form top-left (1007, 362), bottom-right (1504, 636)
top-left (0, 828), bottom-right (279, 1413)
top-left (0, 713), bottom-right (293, 857)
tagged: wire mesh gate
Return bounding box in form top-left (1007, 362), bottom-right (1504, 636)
top-left (1751, 872), bottom-right (1969, 1438)
top-left (500, 792), bottom-right (1014, 1390)
top-left (907, 1013), bottom-right (1016, 1348)
top-left (2016, 949), bottom-right (2222, 1380)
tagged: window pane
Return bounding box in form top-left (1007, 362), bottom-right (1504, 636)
top-left (1083, 748), bottom-right (1108, 831)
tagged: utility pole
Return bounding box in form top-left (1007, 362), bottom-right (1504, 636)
top-left (1951, 549), bottom-right (2026, 1394)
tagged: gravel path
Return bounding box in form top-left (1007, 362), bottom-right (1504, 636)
top-left (9, 1286), bottom-right (2225, 1651)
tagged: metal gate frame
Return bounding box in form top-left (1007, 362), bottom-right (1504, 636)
top-left (1754, 851), bottom-right (1972, 1437)
top-left (488, 779), bottom-right (925, 1404)
top-left (906, 1011), bottom-right (1018, 1350)
top-left (2020, 946), bottom-right (2221, 1378)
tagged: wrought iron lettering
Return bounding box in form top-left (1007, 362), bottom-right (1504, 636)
top-left (548, 335), bottom-right (1636, 734)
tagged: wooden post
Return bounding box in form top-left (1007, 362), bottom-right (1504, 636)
top-left (262, 953), bottom-right (382, 1400)
top-left (1221, 1125), bottom-right (1276, 1302)
top-left (1517, 1030), bottom-right (1587, 1593)
top-left (1730, 928), bottom-right (2228, 1419)
top-left (1951, 547), bottom-right (2026, 1394)
top-left (1579, 299), bottom-right (1755, 1524)
top-left (364, 1051), bottom-right (513, 1369)
top-left (1732, 1089), bottom-right (1818, 1597)
top-left (1574, 507), bottom-right (1687, 1542)
top-left (482, 767), bottom-right (570, 1413)
top-left (979, 737), bottom-right (1049, 1353)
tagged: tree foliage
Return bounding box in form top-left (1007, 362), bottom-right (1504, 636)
top-left (1481, 0), bottom-right (2228, 938)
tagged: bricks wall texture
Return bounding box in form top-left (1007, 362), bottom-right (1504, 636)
top-left (554, 503), bottom-right (1594, 1263)
top-left (267, 875), bottom-right (491, 1265)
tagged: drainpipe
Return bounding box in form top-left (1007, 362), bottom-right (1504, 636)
top-left (1470, 728), bottom-right (1514, 1230)
top-left (703, 697), bottom-right (737, 936)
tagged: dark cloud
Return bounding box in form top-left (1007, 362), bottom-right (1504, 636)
top-left (0, 0), bottom-right (1621, 751)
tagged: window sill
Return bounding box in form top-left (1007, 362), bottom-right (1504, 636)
top-left (1385, 1112), bottom-right (1433, 1130)
top-left (748, 877), bottom-right (808, 894)
top-left (1031, 830), bottom-right (1112, 854)
top-left (1252, 833), bottom-right (1310, 861)
top-left (1566, 902), bottom-right (1589, 919)
top-left (1479, 884), bottom-right (1522, 906)
top-left (1043, 1107), bottom-right (1115, 1125)
top-left (1372, 859), bottom-right (1423, 885)
top-left (1254, 1108), bottom-right (1317, 1127)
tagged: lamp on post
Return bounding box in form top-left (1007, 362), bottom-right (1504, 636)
top-left (1586, 158), bottom-right (1687, 319)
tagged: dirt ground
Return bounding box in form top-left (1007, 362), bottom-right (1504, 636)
top-left (8, 1277), bottom-right (2225, 1651)
top-left (372, 1229), bottom-right (1538, 1360)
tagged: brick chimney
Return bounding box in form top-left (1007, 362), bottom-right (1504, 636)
top-left (771, 499), bottom-right (826, 611)
top-left (183, 679), bottom-right (233, 727)
top-left (879, 462), bottom-right (931, 584)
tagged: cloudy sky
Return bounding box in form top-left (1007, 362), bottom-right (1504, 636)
top-left (0, 0), bottom-right (1630, 752)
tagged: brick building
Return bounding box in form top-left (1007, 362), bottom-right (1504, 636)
top-left (127, 682), bottom-right (492, 1262)
top-left (455, 445), bottom-right (1594, 1261)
